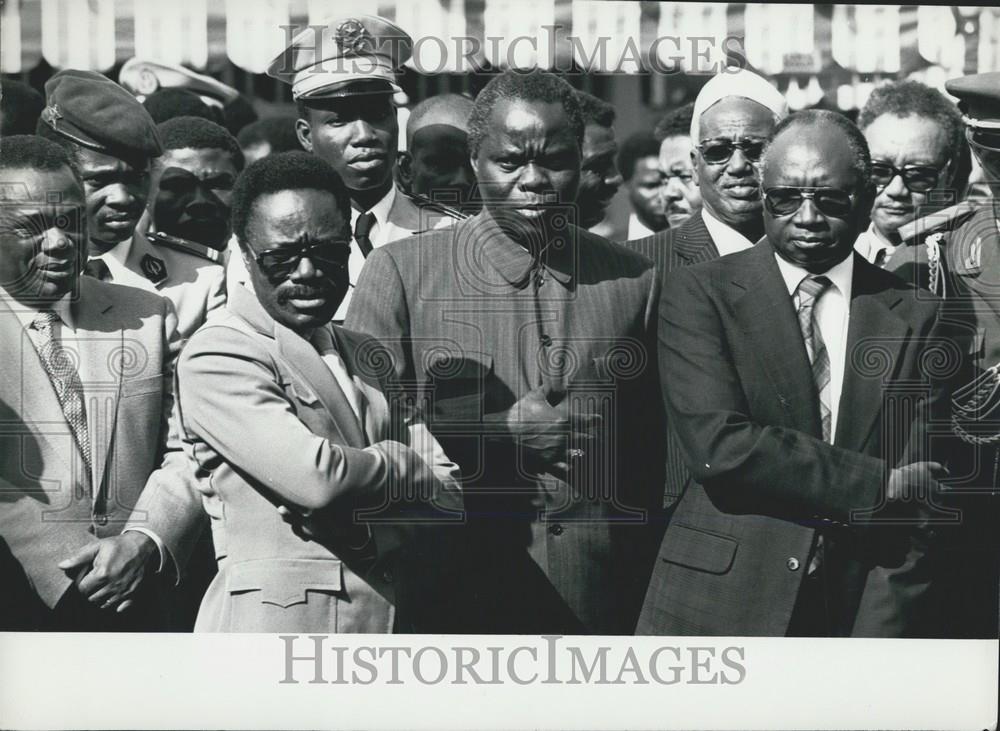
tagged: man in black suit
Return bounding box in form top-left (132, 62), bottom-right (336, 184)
top-left (637, 110), bottom-right (955, 637)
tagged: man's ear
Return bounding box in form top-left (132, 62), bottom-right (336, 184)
top-left (396, 151), bottom-right (414, 192)
top-left (295, 117), bottom-right (313, 153)
top-left (690, 148), bottom-right (701, 188)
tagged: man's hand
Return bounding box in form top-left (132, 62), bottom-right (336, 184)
top-left (498, 384), bottom-right (602, 475)
top-left (57, 532), bottom-right (156, 613)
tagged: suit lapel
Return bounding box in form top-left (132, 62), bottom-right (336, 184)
top-left (834, 258), bottom-right (910, 451)
top-left (731, 243), bottom-right (823, 436)
top-left (274, 323), bottom-right (367, 448)
top-left (673, 213), bottom-right (720, 265)
top-left (72, 279), bottom-right (119, 492)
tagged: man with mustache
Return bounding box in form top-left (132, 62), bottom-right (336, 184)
top-left (269, 15), bottom-right (458, 321)
top-left (854, 80), bottom-right (968, 285)
top-left (0, 135), bottom-right (203, 630)
top-left (638, 110), bottom-right (955, 637)
top-left (175, 151), bottom-right (460, 632)
top-left (348, 69), bottom-right (664, 634)
top-left (652, 102), bottom-right (701, 231)
top-left (36, 71), bottom-right (227, 344)
top-left (618, 131), bottom-right (668, 239)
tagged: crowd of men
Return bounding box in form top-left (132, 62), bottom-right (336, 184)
top-left (2, 13), bottom-right (999, 638)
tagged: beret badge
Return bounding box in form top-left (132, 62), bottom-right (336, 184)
top-left (41, 104), bottom-right (63, 129)
top-left (335, 19), bottom-right (375, 56)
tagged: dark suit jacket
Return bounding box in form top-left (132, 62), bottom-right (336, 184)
top-left (625, 213), bottom-right (719, 506)
top-left (637, 240), bottom-right (950, 637)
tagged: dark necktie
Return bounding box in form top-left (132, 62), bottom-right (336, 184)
top-left (873, 247), bottom-right (889, 268)
top-left (84, 258), bottom-right (111, 281)
top-left (354, 212), bottom-right (376, 258)
top-left (796, 275), bottom-right (833, 576)
top-left (27, 310), bottom-right (93, 495)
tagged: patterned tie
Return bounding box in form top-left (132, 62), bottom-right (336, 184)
top-left (796, 276), bottom-right (833, 576)
top-left (796, 275), bottom-right (833, 442)
top-left (353, 212), bottom-right (376, 258)
top-left (26, 310), bottom-right (93, 493)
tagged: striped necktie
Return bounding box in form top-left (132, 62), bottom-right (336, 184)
top-left (796, 275), bottom-right (833, 442)
top-left (796, 275), bottom-right (833, 576)
top-left (26, 309), bottom-right (93, 494)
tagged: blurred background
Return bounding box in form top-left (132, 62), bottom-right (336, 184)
top-left (3, 1), bottom-right (999, 231)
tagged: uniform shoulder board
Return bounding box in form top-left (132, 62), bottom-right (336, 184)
top-left (147, 230), bottom-right (224, 264)
top-left (402, 190), bottom-right (469, 222)
top-left (898, 201), bottom-right (979, 244)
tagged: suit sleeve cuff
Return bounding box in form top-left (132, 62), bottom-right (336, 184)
top-left (122, 526), bottom-right (176, 583)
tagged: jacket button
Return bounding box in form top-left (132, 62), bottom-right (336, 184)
top-left (382, 568), bottom-right (394, 583)
top-left (94, 514), bottom-right (108, 527)
top-left (786, 557), bottom-right (800, 571)
top-left (540, 334), bottom-right (552, 347)
top-left (548, 523), bottom-right (564, 536)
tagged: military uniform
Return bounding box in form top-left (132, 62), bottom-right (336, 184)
top-left (266, 14), bottom-right (460, 321)
top-left (913, 72), bottom-right (1000, 640)
top-left (91, 216), bottom-right (226, 343)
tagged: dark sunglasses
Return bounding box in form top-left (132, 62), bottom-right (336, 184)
top-left (967, 126), bottom-right (1000, 153)
top-left (254, 241), bottom-right (349, 282)
top-left (763, 186), bottom-right (855, 219)
top-left (870, 160), bottom-right (941, 193)
top-left (697, 137), bottom-right (766, 165)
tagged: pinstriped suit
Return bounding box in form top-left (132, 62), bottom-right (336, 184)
top-left (637, 240), bottom-right (949, 636)
top-left (346, 210), bottom-right (665, 634)
top-left (625, 213), bottom-right (720, 507)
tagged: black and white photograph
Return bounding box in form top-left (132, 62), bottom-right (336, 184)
top-left (0, 1), bottom-right (998, 728)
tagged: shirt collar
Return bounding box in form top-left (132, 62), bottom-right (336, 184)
top-left (853, 223), bottom-right (895, 264)
top-left (475, 209), bottom-right (575, 289)
top-left (90, 236), bottom-right (132, 276)
top-left (0, 286), bottom-right (76, 332)
top-left (774, 250), bottom-right (854, 304)
top-left (701, 207), bottom-right (755, 256)
top-left (351, 184), bottom-right (396, 230)
top-left (627, 212), bottom-right (656, 240)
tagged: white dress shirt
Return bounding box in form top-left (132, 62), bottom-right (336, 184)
top-left (88, 236), bottom-right (133, 279)
top-left (774, 252), bottom-right (854, 439)
top-left (701, 208), bottom-right (756, 256)
top-left (626, 212), bottom-right (657, 240)
top-left (0, 287), bottom-right (169, 569)
top-left (310, 324), bottom-right (364, 425)
top-left (853, 223), bottom-right (896, 266)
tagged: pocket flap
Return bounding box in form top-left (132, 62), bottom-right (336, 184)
top-left (121, 374), bottom-right (163, 397)
top-left (659, 524), bottom-right (738, 575)
top-left (226, 558), bottom-right (342, 607)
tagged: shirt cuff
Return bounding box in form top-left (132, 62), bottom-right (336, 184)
top-left (122, 526), bottom-right (174, 581)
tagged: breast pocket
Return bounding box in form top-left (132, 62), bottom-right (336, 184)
top-left (659, 523), bottom-right (739, 575)
top-left (225, 558), bottom-right (344, 633)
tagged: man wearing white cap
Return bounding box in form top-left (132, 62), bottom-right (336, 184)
top-left (268, 15), bottom-right (457, 320)
top-left (626, 67), bottom-right (788, 510)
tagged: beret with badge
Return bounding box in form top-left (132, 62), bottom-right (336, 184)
top-left (267, 14), bottom-right (412, 101)
top-left (40, 69), bottom-right (162, 161)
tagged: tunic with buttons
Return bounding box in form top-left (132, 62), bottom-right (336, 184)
top-left (346, 209), bottom-right (664, 634)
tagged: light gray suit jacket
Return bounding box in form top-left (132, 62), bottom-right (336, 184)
top-left (0, 276), bottom-right (203, 610)
top-left (177, 284), bottom-right (461, 633)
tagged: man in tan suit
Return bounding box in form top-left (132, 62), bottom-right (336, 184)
top-left (0, 135), bottom-right (202, 631)
top-left (176, 151), bottom-right (460, 632)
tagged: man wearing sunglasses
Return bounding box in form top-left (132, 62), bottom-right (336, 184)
top-left (174, 151), bottom-right (461, 633)
top-left (854, 80), bottom-right (967, 278)
top-left (638, 111), bottom-right (954, 637)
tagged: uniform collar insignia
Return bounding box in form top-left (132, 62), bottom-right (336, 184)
top-left (140, 253), bottom-right (167, 284)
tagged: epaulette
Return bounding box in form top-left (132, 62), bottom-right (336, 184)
top-left (402, 190), bottom-right (469, 222)
top-left (897, 201), bottom-right (979, 244)
top-left (147, 230), bottom-right (225, 264)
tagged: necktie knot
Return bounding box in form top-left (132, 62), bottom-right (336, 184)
top-left (796, 275), bottom-right (832, 308)
top-left (85, 258), bottom-right (111, 281)
top-left (354, 211), bottom-right (376, 258)
top-left (31, 308), bottom-right (60, 332)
